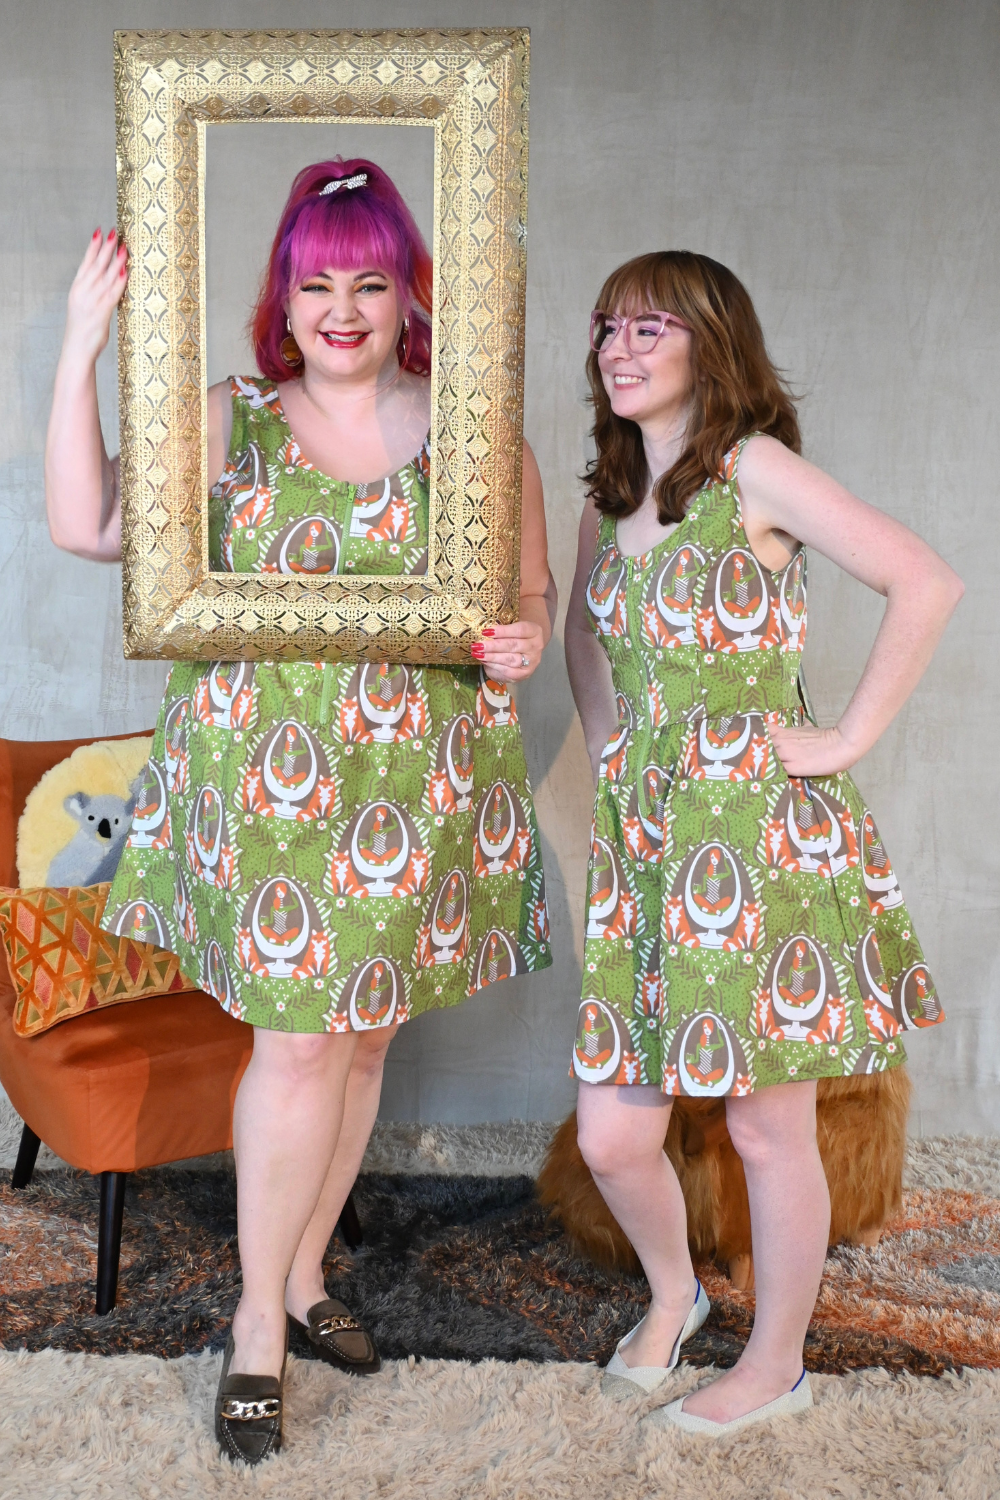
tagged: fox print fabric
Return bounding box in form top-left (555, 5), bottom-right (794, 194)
top-left (574, 437), bottom-right (942, 1097)
top-left (103, 378), bottom-right (551, 1032)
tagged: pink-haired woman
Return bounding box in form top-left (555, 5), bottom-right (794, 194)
top-left (45, 159), bottom-right (555, 1464)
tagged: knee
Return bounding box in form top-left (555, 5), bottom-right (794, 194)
top-left (577, 1108), bottom-right (642, 1180)
top-left (254, 1032), bottom-right (344, 1089)
top-left (726, 1107), bottom-right (811, 1169)
top-left (350, 1027), bottom-right (395, 1080)
top-left (726, 1083), bottom-right (819, 1168)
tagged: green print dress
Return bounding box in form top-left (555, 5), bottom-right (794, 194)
top-left (103, 375), bottom-right (551, 1033)
top-left (573, 436), bottom-right (943, 1097)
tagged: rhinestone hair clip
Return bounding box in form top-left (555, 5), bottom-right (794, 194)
top-left (319, 172), bottom-right (368, 195)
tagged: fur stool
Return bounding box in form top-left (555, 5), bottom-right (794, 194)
top-left (536, 1070), bottom-right (910, 1289)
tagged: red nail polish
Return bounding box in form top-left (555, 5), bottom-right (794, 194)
top-left (107, 229), bottom-right (115, 241)
top-left (471, 645), bottom-right (485, 659)
top-left (482, 627), bottom-right (495, 637)
top-left (92, 229), bottom-right (101, 241)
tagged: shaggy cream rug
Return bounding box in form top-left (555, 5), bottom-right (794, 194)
top-left (4, 1101), bottom-right (999, 1496)
top-left (0, 1350), bottom-right (997, 1499)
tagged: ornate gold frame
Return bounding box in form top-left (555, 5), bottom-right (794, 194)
top-left (114, 28), bottom-right (529, 663)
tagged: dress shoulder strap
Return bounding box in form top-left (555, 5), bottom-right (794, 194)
top-left (592, 506), bottom-right (616, 550)
top-left (226, 375), bottom-right (283, 462)
top-left (720, 430), bottom-right (763, 485)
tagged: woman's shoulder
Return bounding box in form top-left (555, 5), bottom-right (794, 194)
top-left (207, 375), bottom-right (283, 421)
top-left (729, 432), bottom-right (807, 496)
top-left (226, 375), bottom-right (283, 411)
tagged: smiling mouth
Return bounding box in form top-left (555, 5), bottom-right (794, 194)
top-left (320, 329), bottom-right (370, 348)
top-left (613, 374), bottom-right (644, 387)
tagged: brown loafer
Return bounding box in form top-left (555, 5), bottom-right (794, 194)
top-left (214, 1324), bottom-right (287, 1466)
top-left (288, 1298), bottom-right (381, 1375)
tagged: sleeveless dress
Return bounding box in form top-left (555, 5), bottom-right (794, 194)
top-left (103, 375), bottom-right (552, 1033)
top-left (572, 437), bottom-right (943, 1097)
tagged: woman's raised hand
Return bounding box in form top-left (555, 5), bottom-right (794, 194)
top-left (64, 229), bottom-right (129, 363)
top-left (472, 619), bottom-right (547, 683)
top-left (45, 229), bottom-right (129, 561)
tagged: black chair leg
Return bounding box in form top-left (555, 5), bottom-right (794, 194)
top-left (11, 1123), bottom-right (41, 1189)
top-left (96, 1171), bottom-right (128, 1315)
top-left (337, 1189), bottom-right (363, 1251)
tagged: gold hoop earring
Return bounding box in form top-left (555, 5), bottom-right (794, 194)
top-left (280, 316), bottom-right (303, 369)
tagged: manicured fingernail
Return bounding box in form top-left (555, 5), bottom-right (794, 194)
top-left (471, 645), bottom-right (485, 659)
top-left (107, 229), bottom-right (116, 241)
top-left (92, 229), bottom-right (101, 241)
top-left (482, 627), bottom-right (495, 637)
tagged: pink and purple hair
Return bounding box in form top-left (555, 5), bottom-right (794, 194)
top-left (251, 157), bottom-right (433, 382)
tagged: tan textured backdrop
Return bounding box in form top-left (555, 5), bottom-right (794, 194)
top-left (0, 1), bottom-right (994, 1136)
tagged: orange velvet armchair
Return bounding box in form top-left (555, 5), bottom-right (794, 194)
top-left (0, 733), bottom-right (258, 1314)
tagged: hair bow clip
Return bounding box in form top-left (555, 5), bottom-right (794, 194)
top-left (319, 172), bottom-right (368, 195)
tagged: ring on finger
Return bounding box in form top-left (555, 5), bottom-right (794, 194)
top-left (520, 653), bottom-right (529, 669)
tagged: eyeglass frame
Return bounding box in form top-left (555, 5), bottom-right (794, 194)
top-left (589, 309), bottom-right (692, 355)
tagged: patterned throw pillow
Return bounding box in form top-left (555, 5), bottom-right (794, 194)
top-left (0, 882), bottom-right (191, 1037)
top-left (16, 735), bottom-right (153, 889)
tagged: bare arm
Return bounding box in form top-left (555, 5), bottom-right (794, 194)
top-left (738, 434), bottom-right (964, 776)
top-left (476, 438), bottom-right (557, 681)
top-left (45, 230), bottom-right (128, 561)
top-left (565, 497), bottom-right (619, 783)
top-left (207, 379), bottom-right (234, 490)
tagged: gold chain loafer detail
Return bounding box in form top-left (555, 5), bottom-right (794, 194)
top-left (220, 1397), bottom-right (282, 1421)
top-left (288, 1297), bottom-right (381, 1375)
top-left (214, 1325), bottom-right (287, 1467)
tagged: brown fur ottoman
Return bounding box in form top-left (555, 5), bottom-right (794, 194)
top-left (536, 1070), bottom-right (910, 1289)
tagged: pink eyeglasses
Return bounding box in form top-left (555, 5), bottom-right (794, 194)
top-left (589, 310), bottom-right (691, 354)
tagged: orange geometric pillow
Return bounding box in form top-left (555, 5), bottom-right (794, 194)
top-left (0, 882), bottom-right (192, 1037)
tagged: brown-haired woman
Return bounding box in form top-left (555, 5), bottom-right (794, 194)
top-left (565, 251), bottom-right (960, 1435)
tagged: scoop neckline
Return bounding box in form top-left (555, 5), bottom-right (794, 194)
top-left (611, 483), bottom-right (709, 565)
top-left (244, 377), bottom-right (429, 492)
top-left (608, 440), bottom-right (798, 583)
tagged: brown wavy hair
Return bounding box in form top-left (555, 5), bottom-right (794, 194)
top-left (585, 251), bottom-right (801, 523)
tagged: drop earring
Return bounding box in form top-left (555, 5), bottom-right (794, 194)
top-left (398, 316), bottom-right (410, 367)
top-left (280, 317), bottom-right (303, 368)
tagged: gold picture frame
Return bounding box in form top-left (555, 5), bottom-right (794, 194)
top-left (114, 27), bottom-right (529, 663)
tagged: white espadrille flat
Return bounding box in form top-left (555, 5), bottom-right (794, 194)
top-left (643, 1370), bottom-right (813, 1437)
top-left (600, 1280), bottom-right (710, 1400)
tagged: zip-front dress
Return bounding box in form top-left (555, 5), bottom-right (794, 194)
top-left (573, 437), bottom-right (943, 1096)
top-left (103, 376), bottom-right (552, 1033)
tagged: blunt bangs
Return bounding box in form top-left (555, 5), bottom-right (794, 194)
top-left (283, 192), bottom-right (413, 293)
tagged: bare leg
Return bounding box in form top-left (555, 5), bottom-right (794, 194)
top-left (576, 1082), bottom-right (696, 1367)
top-left (284, 1026), bottom-right (398, 1322)
top-left (230, 1029), bottom-right (358, 1377)
top-left (683, 1079), bottom-right (829, 1422)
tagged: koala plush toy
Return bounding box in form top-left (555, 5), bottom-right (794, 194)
top-left (46, 791), bottom-right (135, 887)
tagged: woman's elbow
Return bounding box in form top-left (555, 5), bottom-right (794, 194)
top-left (544, 570), bottom-right (559, 623)
top-left (933, 561), bottom-right (964, 616)
top-left (45, 508), bottom-right (76, 556)
top-left (46, 515), bottom-right (118, 564)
